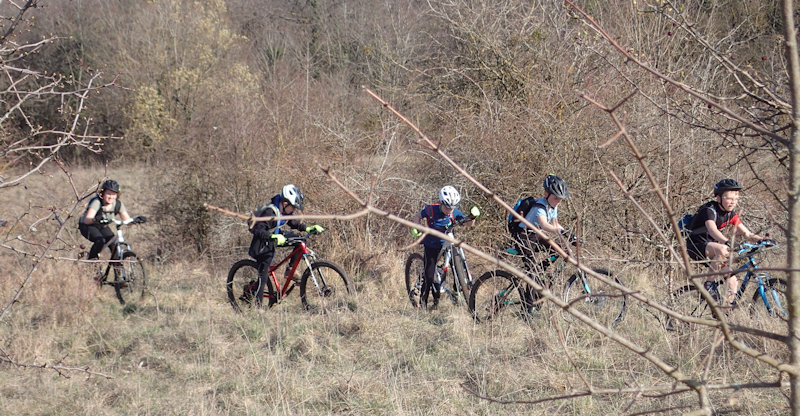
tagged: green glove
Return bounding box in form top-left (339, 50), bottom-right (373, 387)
top-left (469, 205), bottom-right (481, 218)
top-left (411, 229), bottom-right (422, 238)
top-left (306, 224), bottom-right (325, 233)
top-left (271, 234), bottom-right (287, 246)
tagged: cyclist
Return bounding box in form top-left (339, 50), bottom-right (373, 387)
top-left (245, 184), bottom-right (323, 308)
top-left (515, 174), bottom-right (573, 262)
top-left (78, 179), bottom-right (143, 273)
top-left (685, 178), bottom-right (764, 305)
top-left (411, 185), bottom-right (474, 310)
top-left (513, 174), bottom-right (574, 312)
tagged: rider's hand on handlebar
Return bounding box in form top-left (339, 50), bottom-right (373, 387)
top-left (761, 238), bottom-right (777, 247)
top-left (271, 234), bottom-right (287, 246)
top-left (411, 229), bottom-right (422, 238)
top-left (561, 228), bottom-right (577, 245)
top-left (133, 215), bottom-right (147, 224)
top-left (306, 224), bottom-right (325, 234)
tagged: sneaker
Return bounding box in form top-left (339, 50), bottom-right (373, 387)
top-left (703, 281), bottom-right (721, 303)
top-left (92, 266), bottom-right (105, 284)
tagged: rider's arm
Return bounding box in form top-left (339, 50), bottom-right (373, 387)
top-left (705, 219), bottom-right (729, 245)
top-left (536, 214), bottom-right (561, 234)
top-left (414, 211), bottom-right (425, 228)
top-left (250, 220), bottom-right (276, 239)
top-left (83, 199), bottom-right (101, 225)
top-left (119, 202), bottom-right (132, 222)
top-left (454, 209), bottom-right (474, 227)
top-left (84, 207), bottom-right (98, 224)
top-left (735, 222), bottom-right (763, 243)
top-left (287, 219), bottom-right (307, 232)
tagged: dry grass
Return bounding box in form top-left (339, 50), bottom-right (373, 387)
top-left (0, 167), bottom-right (792, 415)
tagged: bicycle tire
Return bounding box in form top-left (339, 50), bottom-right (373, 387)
top-left (404, 253), bottom-right (425, 308)
top-left (114, 251), bottom-right (146, 305)
top-left (226, 259), bottom-right (276, 312)
top-left (751, 276), bottom-right (788, 320)
top-left (452, 249), bottom-right (471, 303)
top-left (666, 283), bottom-right (716, 331)
top-left (563, 269), bottom-right (626, 327)
top-left (468, 269), bottom-right (525, 323)
top-left (299, 260), bottom-right (352, 313)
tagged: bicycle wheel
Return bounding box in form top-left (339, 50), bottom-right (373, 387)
top-left (452, 249), bottom-right (471, 303)
top-left (404, 253), bottom-right (424, 307)
top-left (114, 251), bottom-right (146, 305)
top-left (751, 276), bottom-right (788, 320)
top-left (469, 270), bottom-right (525, 323)
top-left (226, 259), bottom-right (275, 312)
top-left (666, 283), bottom-right (715, 331)
top-left (563, 269), bottom-right (626, 327)
top-left (299, 261), bottom-right (352, 313)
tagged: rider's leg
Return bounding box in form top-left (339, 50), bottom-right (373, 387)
top-left (516, 234), bottom-right (550, 312)
top-left (725, 274), bottom-right (739, 305)
top-left (254, 251), bottom-right (275, 309)
top-left (704, 241), bottom-right (734, 303)
top-left (421, 245), bottom-right (441, 309)
top-left (81, 223), bottom-right (113, 260)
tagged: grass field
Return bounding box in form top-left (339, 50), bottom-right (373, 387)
top-left (0, 167), bottom-right (791, 415)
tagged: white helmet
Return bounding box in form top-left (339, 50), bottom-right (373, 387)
top-left (438, 186), bottom-right (461, 208)
top-left (281, 184), bottom-right (304, 210)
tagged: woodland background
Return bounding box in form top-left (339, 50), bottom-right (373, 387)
top-left (1, 0), bottom-right (796, 415)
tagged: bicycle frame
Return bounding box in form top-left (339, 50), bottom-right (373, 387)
top-left (435, 230), bottom-right (474, 297)
top-left (97, 221), bottom-right (133, 282)
top-left (725, 242), bottom-right (785, 316)
top-left (264, 240), bottom-right (317, 301)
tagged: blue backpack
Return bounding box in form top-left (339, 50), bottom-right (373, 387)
top-left (677, 213), bottom-right (694, 236)
top-left (507, 197), bottom-right (545, 233)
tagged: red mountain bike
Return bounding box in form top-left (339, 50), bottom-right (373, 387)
top-left (226, 232), bottom-right (351, 313)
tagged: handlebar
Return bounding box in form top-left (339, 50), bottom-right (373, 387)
top-left (736, 239), bottom-right (778, 257)
top-left (110, 216), bottom-right (147, 227)
top-left (281, 230), bottom-right (323, 246)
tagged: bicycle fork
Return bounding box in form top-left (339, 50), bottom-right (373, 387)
top-left (303, 254), bottom-right (331, 296)
top-left (754, 275), bottom-right (786, 317)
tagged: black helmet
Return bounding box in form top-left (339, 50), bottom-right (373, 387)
top-left (281, 184), bottom-right (304, 211)
top-left (543, 174), bottom-right (569, 199)
top-left (101, 179), bottom-right (120, 194)
top-left (713, 178), bottom-right (742, 196)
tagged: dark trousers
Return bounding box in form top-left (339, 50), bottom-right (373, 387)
top-left (254, 251), bottom-right (276, 308)
top-left (420, 245), bottom-right (443, 307)
top-left (79, 223), bottom-right (115, 260)
top-left (512, 232), bottom-right (555, 309)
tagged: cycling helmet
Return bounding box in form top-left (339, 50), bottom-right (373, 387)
top-left (543, 174), bottom-right (569, 199)
top-left (281, 184), bottom-right (304, 211)
top-left (439, 186), bottom-right (461, 208)
top-left (713, 178), bottom-right (742, 196)
top-left (101, 179), bottom-right (120, 194)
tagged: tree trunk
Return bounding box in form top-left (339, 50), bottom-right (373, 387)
top-left (782, 0), bottom-right (800, 412)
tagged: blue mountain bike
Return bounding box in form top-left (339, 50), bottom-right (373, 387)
top-left (669, 239), bottom-right (785, 329)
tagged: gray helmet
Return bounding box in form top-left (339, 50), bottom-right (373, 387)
top-left (543, 174), bottom-right (569, 199)
top-left (713, 178), bottom-right (742, 196)
top-left (281, 184), bottom-right (304, 211)
top-left (101, 179), bottom-right (120, 194)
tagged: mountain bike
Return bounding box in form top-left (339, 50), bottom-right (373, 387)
top-left (226, 232), bottom-right (351, 313)
top-left (93, 216), bottom-right (147, 305)
top-left (404, 206), bottom-right (480, 308)
top-left (668, 239), bottom-right (784, 330)
top-left (469, 238), bottom-right (626, 327)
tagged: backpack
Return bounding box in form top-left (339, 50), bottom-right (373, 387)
top-left (80, 196), bottom-right (121, 226)
top-left (507, 197), bottom-right (545, 233)
top-left (677, 212), bottom-right (694, 237)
